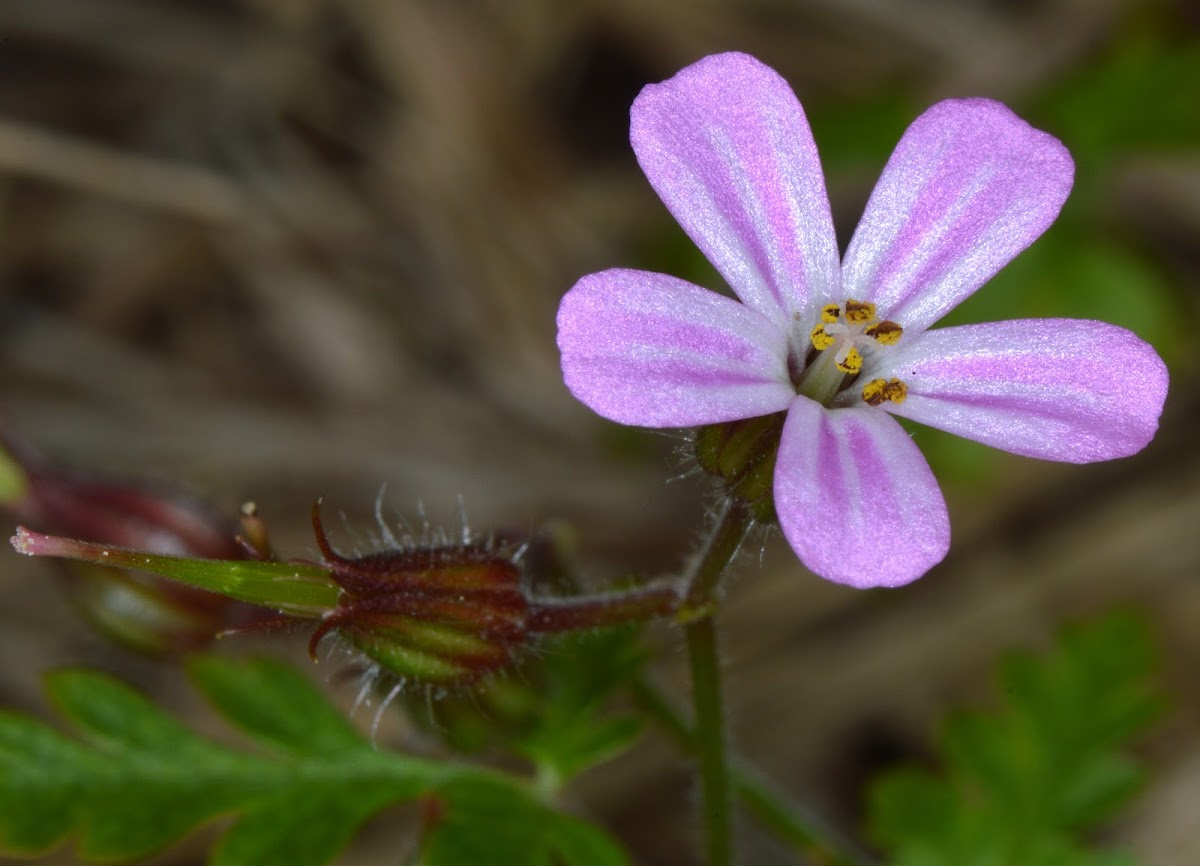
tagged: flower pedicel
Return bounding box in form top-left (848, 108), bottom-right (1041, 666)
top-left (557, 52), bottom-right (1168, 588)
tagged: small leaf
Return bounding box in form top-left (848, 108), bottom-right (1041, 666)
top-left (0, 712), bottom-right (92, 854)
top-left (48, 668), bottom-right (227, 759)
top-left (188, 655), bottom-right (364, 754)
top-left (211, 791), bottom-right (398, 866)
top-left (515, 627), bottom-right (648, 784)
top-left (546, 814), bottom-right (630, 866)
top-left (423, 777), bottom-right (628, 866)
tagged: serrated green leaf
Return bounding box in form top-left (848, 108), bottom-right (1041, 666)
top-left (211, 790), bottom-right (398, 866)
top-left (545, 814), bottom-right (629, 866)
top-left (188, 655), bottom-right (364, 754)
top-left (0, 712), bottom-right (94, 854)
top-left (867, 612), bottom-right (1160, 866)
top-left (48, 668), bottom-right (229, 760)
top-left (423, 777), bottom-right (627, 866)
top-left (0, 657), bottom-right (625, 866)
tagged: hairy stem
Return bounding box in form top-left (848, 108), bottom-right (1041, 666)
top-left (680, 499), bottom-right (753, 866)
top-left (687, 615), bottom-right (733, 866)
top-left (681, 499), bottom-right (753, 614)
top-left (631, 675), bottom-right (877, 866)
top-left (526, 582), bottom-right (679, 632)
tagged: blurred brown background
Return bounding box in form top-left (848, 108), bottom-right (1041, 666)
top-left (0, 1), bottom-right (1197, 864)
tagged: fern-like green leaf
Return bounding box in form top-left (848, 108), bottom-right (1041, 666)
top-left (868, 612), bottom-right (1161, 866)
top-left (0, 656), bottom-right (627, 866)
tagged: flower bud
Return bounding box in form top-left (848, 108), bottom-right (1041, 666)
top-left (693, 411), bottom-right (785, 522)
top-left (0, 428), bottom-right (263, 654)
top-left (309, 502), bottom-right (530, 686)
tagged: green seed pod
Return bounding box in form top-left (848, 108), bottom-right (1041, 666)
top-left (309, 503), bottom-right (529, 686)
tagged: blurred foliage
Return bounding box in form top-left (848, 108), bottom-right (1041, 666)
top-left (512, 626), bottom-right (647, 787)
top-left (1038, 27), bottom-right (1200, 179)
top-left (867, 611), bottom-right (1162, 866)
top-left (0, 655), bottom-right (628, 866)
top-left (413, 626), bottom-right (648, 790)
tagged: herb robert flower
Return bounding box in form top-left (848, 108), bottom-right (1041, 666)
top-left (557, 52), bottom-right (1167, 588)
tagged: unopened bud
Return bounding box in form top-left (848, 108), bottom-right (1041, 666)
top-left (0, 429), bottom-right (263, 654)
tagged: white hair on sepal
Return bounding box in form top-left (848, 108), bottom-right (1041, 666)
top-left (749, 518), bottom-right (774, 569)
top-left (414, 499), bottom-right (431, 542)
top-left (509, 537), bottom-right (530, 565)
top-left (371, 679), bottom-right (406, 744)
top-left (455, 493), bottom-right (472, 545)
top-left (664, 428), bottom-right (705, 485)
top-left (350, 662), bottom-right (381, 720)
top-left (333, 504), bottom-right (378, 558)
top-left (373, 483), bottom-right (402, 550)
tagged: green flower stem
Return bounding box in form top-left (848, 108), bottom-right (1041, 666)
top-left (631, 675), bottom-right (877, 866)
top-left (681, 498), bottom-right (753, 615)
top-left (679, 498), bottom-right (753, 866)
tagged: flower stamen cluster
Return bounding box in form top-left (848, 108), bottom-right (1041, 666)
top-left (796, 298), bottom-right (905, 407)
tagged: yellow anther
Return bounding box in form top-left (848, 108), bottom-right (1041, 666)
top-left (810, 325), bottom-right (835, 351)
top-left (865, 320), bottom-right (903, 345)
top-left (844, 300), bottom-right (876, 324)
top-left (862, 378), bottom-right (908, 406)
top-left (836, 346), bottom-right (863, 374)
top-left (820, 304), bottom-right (840, 324)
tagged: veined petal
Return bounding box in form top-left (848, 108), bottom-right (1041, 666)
top-left (774, 400), bottom-right (949, 588)
top-left (557, 269), bottom-right (795, 427)
top-left (843, 99), bottom-right (1073, 334)
top-left (630, 52), bottom-right (840, 327)
top-left (877, 319), bottom-right (1168, 462)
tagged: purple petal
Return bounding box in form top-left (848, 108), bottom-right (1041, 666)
top-left (557, 269), bottom-right (795, 427)
top-left (877, 319), bottom-right (1169, 462)
top-left (843, 99), bottom-right (1073, 333)
top-left (630, 52), bottom-right (840, 327)
top-left (774, 399), bottom-right (949, 588)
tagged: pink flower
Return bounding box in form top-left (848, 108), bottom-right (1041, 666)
top-left (556, 52), bottom-right (1168, 588)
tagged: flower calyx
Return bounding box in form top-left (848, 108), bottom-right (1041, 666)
top-left (310, 501), bottom-right (530, 686)
top-left (694, 412), bottom-right (785, 522)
